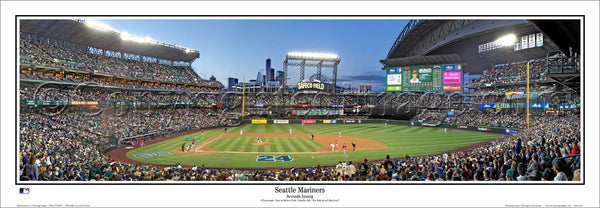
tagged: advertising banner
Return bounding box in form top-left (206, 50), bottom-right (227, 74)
top-left (344, 120), bottom-right (355, 123)
top-left (479, 103), bottom-right (497, 108)
top-left (443, 85), bottom-right (462, 91)
top-left (442, 64), bottom-right (461, 71)
top-left (442, 71), bottom-right (462, 84)
top-left (386, 86), bottom-right (402, 91)
top-left (447, 111), bottom-right (455, 116)
top-left (387, 74), bottom-right (402, 85)
top-left (302, 119), bottom-right (317, 124)
top-left (251, 119), bottom-right (267, 124)
top-left (478, 127), bottom-right (491, 132)
top-left (529, 103), bottom-right (549, 108)
top-left (273, 120), bottom-right (289, 124)
top-left (323, 120), bottom-right (332, 124)
top-left (504, 129), bottom-right (521, 134)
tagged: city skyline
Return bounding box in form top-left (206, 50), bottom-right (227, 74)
top-left (94, 19), bottom-right (410, 92)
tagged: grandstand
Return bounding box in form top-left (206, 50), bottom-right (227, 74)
top-left (18, 19), bottom-right (581, 182)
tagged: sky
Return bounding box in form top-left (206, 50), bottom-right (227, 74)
top-left (96, 19), bottom-right (409, 92)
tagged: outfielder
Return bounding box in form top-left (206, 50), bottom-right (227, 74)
top-left (289, 128), bottom-right (292, 135)
top-left (240, 129), bottom-right (243, 136)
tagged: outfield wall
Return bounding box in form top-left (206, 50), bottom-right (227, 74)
top-left (244, 119), bottom-right (522, 135)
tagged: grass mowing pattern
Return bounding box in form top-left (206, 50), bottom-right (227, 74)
top-left (207, 137), bottom-right (324, 152)
top-left (126, 124), bottom-right (500, 168)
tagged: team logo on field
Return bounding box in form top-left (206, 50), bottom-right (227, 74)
top-left (184, 138), bottom-right (202, 142)
top-left (133, 152), bottom-right (172, 158)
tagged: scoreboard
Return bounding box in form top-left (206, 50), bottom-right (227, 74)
top-left (386, 64), bottom-right (462, 92)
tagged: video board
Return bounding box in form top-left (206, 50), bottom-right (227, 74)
top-left (386, 64), bottom-right (462, 92)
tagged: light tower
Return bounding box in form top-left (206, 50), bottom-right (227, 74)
top-left (282, 52), bottom-right (341, 94)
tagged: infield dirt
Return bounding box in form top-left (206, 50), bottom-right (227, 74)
top-left (176, 132), bottom-right (389, 155)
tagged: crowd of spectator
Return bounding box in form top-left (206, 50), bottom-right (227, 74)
top-left (20, 38), bottom-right (223, 90)
top-left (467, 59), bottom-right (548, 87)
top-left (19, 111), bottom-right (579, 181)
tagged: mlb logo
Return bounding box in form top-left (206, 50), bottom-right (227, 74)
top-left (19, 188), bottom-right (30, 194)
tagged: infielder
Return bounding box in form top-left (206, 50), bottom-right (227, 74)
top-left (342, 143), bottom-right (347, 154)
top-left (335, 140), bottom-right (339, 151)
top-left (240, 129), bottom-right (243, 136)
top-left (289, 128), bottom-right (292, 135)
top-left (330, 143), bottom-right (335, 151)
top-left (338, 132), bottom-right (342, 138)
top-left (257, 137), bottom-right (262, 144)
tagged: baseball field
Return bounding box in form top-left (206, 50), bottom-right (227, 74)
top-left (122, 123), bottom-right (500, 168)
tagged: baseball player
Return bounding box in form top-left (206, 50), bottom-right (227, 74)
top-left (191, 139), bottom-right (196, 151)
top-left (201, 129), bottom-right (204, 136)
top-left (335, 140), bottom-right (339, 151)
top-left (140, 140), bottom-right (144, 148)
top-left (289, 128), bottom-right (292, 135)
top-left (338, 132), bottom-right (342, 138)
top-left (352, 142), bottom-right (356, 151)
top-left (311, 134), bottom-right (315, 140)
top-left (444, 128), bottom-right (447, 133)
top-left (257, 137), bottom-right (262, 144)
top-left (330, 143), bottom-right (335, 151)
top-left (342, 143), bottom-right (347, 154)
top-left (240, 129), bottom-right (243, 136)
top-left (181, 143), bottom-right (186, 152)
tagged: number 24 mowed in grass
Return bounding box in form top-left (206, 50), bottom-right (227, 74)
top-left (256, 155), bottom-right (293, 162)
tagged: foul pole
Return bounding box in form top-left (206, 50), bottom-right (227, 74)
top-left (526, 61), bottom-right (530, 129)
top-left (242, 76), bottom-right (246, 122)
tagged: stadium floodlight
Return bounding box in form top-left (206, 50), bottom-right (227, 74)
top-left (85, 19), bottom-right (115, 32)
top-left (495, 34), bottom-right (517, 46)
top-left (287, 52), bottom-right (340, 60)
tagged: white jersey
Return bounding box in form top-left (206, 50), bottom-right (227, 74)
top-left (289, 129), bottom-right (292, 134)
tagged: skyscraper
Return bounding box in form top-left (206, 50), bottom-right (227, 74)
top-left (266, 58), bottom-right (274, 81)
top-left (276, 71), bottom-right (284, 85)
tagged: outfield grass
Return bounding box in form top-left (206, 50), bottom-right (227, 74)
top-left (126, 124), bottom-right (500, 168)
top-left (206, 137), bottom-right (324, 152)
